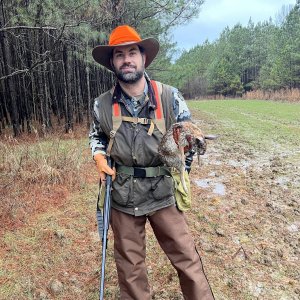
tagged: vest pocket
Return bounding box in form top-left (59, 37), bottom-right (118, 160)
top-left (150, 175), bottom-right (174, 200)
top-left (112, 174), bottom-right (131, 206)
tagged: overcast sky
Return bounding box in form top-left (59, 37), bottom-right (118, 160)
top-left (172, 0), bottom-right (296, 51)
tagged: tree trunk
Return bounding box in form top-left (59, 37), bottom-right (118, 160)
top-left (62, 44), bottom-right (73, 133)
top-left (86, 65), bottom-right (91, 128)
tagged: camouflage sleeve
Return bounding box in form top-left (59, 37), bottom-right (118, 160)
top-left (88, 98), bottom-right (108, 157)
top-left (172, 87), bottom-right (192, 122)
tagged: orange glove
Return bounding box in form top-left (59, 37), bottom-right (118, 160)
top-left (93, 153), bottom-right (116, 182)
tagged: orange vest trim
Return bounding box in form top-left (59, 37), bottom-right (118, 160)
top-left (112, 81), bottom-right (163, 120)
top-left (151, 80), bottom-right (163, 119)
top-left (113, 102), bottom-right (120, 117)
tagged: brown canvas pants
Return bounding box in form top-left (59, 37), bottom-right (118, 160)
top-left (110, 205), bottom-right (215, 300)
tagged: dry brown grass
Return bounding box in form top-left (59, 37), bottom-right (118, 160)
top-left (191, 88), bottom-right (300, 102)
top-left (243, 88), bottom-right (300, 102)
top-left (0, 131), bottom-right (91, 233)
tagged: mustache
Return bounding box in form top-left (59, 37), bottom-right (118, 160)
top-left (120, 63), bottom-right (136, 69)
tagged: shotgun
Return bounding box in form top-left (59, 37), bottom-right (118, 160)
top-left (97, 156), bottom-right (113, 300)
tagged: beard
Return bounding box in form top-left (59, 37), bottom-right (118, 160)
top-left (115, 64), bottom-right (144, 84)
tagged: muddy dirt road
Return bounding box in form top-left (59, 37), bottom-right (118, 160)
top-left (187, 113), bottom-right (300, 300)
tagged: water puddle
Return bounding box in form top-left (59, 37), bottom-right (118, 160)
top-left (287, 223), bottom-right (299, 233)
top-left (194, 179), bottom-right (226, 196)
top-left (211, 160), bottom-right (223, 166)
top-left (275, 176), bottom-right (290, 189)
top-left (194, 179), bottom-right (210, 188)
top-left (227, 159), bottom-right (251, 171)
top-left (213, 183), bottom-right (226, 196)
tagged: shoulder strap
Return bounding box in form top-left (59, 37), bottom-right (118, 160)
top-left (106, 102), bottom-right (122, 156)
top-left (151, 80), bottom-right (166, 135)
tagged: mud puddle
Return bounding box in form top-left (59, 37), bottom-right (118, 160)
top-left (194, 178), bottom-right (226, 196)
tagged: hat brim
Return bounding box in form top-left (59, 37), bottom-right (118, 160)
top-left (92, 38), bottom-right (159, 71)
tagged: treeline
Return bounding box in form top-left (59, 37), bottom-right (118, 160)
top-left (0, 0), bottom-right (204, 136)
top-left (162, 1), bottom-right (300, 99)
top-left (0, 26), bottom-right (114, 136)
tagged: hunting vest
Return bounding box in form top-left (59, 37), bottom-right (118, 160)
top-left (94, 80), bottom-right (177, 216)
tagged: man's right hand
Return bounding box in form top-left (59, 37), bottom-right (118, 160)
top-left (94, 153), bottom-right (116, 182)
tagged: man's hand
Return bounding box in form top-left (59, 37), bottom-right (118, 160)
top-left (94, 153), bottom-right (116, 182)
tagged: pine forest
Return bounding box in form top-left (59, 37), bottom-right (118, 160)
top-left (1, 0), bottom-right (300, 136)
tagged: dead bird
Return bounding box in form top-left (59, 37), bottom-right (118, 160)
top-left (158, 122), bottom-right (217, 193)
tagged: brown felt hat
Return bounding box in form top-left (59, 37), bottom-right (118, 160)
top-left (92, 25), bottom-right (159, 71)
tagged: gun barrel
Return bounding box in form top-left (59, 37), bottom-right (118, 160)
top-left (99, 157), bottom-right (112, 300)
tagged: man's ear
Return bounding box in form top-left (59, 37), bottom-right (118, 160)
top-left (142, 53), bottom-right (146, 67)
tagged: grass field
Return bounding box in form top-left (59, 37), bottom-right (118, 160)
top-left (189, 99), bottom-right (300, 151)
top-left (1, 100), bottom-right (299, 299)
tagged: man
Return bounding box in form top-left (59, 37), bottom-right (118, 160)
top-left (89, 25), bottom-right (214, 300)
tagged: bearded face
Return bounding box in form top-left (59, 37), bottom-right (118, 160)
top-left (114, 62), bottom-right (144, 84)
top-left (112, 45), bottom-right (145, 84)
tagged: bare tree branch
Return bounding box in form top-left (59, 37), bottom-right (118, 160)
top-left (0, 21), bottom-right (91, 32)
top-left (0, 22), bottom-right (67, 81)
top-left (0, 50), bottom-right (51, 81)
top-left (0, 25), bottom-right (57, 32)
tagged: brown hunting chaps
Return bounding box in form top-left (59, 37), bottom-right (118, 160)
top-left (110, 206), bottom-right (215, 300)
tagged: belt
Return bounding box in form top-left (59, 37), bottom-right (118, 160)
top-left (116, 164), bottom-right (171, 178)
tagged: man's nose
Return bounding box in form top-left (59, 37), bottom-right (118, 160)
top-left (123, 53), bottom-right (132, 63)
